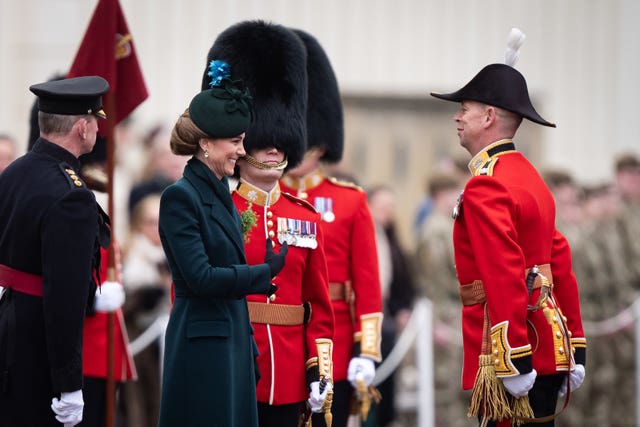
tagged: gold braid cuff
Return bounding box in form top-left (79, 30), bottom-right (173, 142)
top-left (316, 338), bottom-right (333, 379)
top-left (316, 338), bottom-right (334, 427)
top-left (490, 321), bottom-right (532, 377)
top-left (356, 313), bottom-right (383, 362)
top-left (243, 154), bottom-right (288, 170)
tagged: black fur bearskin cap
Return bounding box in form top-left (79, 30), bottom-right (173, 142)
top-left (291, 29), bottom-right (344, 163)
top-left (201, 20), bottom-right (308, 169)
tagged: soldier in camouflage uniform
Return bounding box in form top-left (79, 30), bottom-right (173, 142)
top-left (413, 173), bottom-right (471, 427)
top-left (542, 169), bottom-right (585, 249)
top-left (561, 182), bottom-right (635, 427)
top-left (614, 154), bottom-right (640, 290)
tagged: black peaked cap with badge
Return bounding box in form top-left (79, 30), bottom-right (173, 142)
top-left (30, 75), bottom-right (109, 120)
top-left (291, 29), bottom-right (344, 163)
top-left (201, 20), bottom-right (308, 169)
top-left (431, 63), bottom-right (555, 127)
top-left (28, 75), bottom-right (110, 191)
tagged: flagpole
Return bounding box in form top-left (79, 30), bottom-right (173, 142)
top-left (66, 2), bottom-right (149, 424)
top-left (105, 91), bottom-right (117, 427)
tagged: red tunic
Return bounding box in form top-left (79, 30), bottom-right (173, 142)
top-left (82, 246), bottom-right (136, 381)
top-left (232, 180), bottom-right (334, 405)
top-left (453, 140), bottom-right (586, 391)
top-left (281, 170), bottom-right (383, 381)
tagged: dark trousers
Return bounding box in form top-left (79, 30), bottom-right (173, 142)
top-left (258, 401), bottom-right (303, 427)
top-left (78, 377), bottom-right (106, 427)
top-left (483, 373), bottom-right (564, 427)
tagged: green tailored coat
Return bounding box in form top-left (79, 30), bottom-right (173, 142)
top-left (158, 158), bottom-right (271, 427)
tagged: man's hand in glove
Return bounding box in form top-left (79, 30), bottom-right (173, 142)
top-left (51, 389), bottom-right (84, 426)
top-left (94, 281), bottom-right (125, 312)
top-left (308, 380), bottom-right (333, 413)
top-left (559, 364), bottom-right (585, 397)
top-left (347, 356), bottom-right (376, 388)
top-left (502, 369), bottom-right (537, 398)
top-left (264, 239), bottom-right (288, 277)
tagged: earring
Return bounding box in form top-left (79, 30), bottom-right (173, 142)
top-left (204, 150), bottom-right (209, 158)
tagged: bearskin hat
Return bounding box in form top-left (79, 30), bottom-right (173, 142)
top-left (291, 29), bottom-right (344, 163)
top-left (201, 20), bottom-right (308, 169)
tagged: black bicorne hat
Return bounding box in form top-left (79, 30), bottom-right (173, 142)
top-left (202, 20), bottom-right (308, 169)
top-left (431, 63), bottom-right (555, 127)
top-left (291, 29), bottom-right (344, 163)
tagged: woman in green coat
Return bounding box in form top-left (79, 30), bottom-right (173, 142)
top-left (158, 68), bottom-right (287, 427)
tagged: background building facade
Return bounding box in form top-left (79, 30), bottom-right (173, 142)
top-left (1, 0), bottom-right (639, 246)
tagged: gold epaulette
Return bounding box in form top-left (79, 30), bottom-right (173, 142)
top-left (59, 163), bottom-right (85, 189)
top-left (281, 191), bottom-right (318, 212)
top-left (327, 176), bottom-right (363, 192)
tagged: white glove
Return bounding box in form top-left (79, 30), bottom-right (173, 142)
top-left (51, 389), bottom-right (84, 426)
top-left (94, 281), bottom-right (125, 312)
top-left (501, 369), bottom-right (537, 398)
top-left (347, 356), bottom-right (376, 388)
top-left (308, 380), bottom-right (333, 413)
top-left (558, 364), bottom-right (585, 397)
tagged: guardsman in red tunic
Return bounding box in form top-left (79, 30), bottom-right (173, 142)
top-left (430, 29), bottom-right (586, 427)
top-left (280, 30), bottom-right (383, 427)
top-left (233, 155), bottom-right (335, 425)
top-left (81, 244), bottom-right (136, 427)
top-left (203, 21), bottom-right (335, 426)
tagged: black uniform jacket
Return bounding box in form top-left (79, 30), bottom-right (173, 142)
top-left (0, 138), bottom-right (108, 426)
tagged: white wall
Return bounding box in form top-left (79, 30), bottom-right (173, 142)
top-left (1, 0), bottom-right (639, 184)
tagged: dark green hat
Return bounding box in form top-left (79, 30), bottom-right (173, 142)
top-left (431, 63), bottom-right (555, 127)
top-left (188, 78), bottom-right (252, 138)
top-left (29, 75), bottom-right (109, 119)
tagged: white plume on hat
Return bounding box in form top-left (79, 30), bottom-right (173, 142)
top-left (504, 27), bottom-right (526, 67)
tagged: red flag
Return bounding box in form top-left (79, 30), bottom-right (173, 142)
top-left (68, 0), bottom-right (148, 131)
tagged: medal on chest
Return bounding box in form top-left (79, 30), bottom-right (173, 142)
top-left (452, 191), bottom-right (464, 220)
top-left (314, 197), bottom-right (335, 223)
top-left (277, 217), bottom-right (318, 249)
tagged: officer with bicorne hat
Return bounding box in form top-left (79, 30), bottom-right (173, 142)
top-left (430, 29), bottom-right (586, 427)
top-left (0, 76), bottom-right (112, 427)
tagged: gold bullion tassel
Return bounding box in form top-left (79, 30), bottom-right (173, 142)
top-left (468, 305), bottom-right (511, 422)
top-left (511, 395), bottom-right (535, 426)
top-left (467, 355), bottom-right (511, 421)
top-left (356, 376), bottom-right (371, 421)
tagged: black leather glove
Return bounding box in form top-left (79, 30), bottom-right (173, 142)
top-left (264, 239), bottom-right (288, 277)
top-left (267, 284), bottom-right (278, 297)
